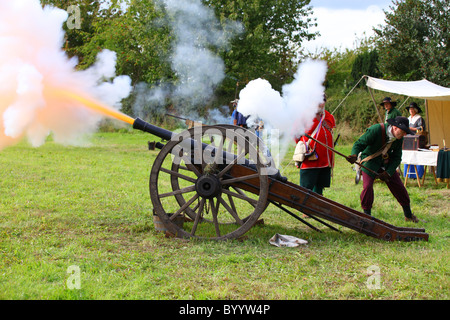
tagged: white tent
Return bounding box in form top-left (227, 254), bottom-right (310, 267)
top-left (366, 77), bottom-right (450, 101)
top-left (365, 76), bottom-right (450, 147)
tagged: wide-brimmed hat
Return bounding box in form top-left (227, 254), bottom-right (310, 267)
top-left (380, 97), bottom-right (397, 107)
top-left (387, 116), bottom-right (414, 135)
top-left (406, 102), bottom-right (422, 113)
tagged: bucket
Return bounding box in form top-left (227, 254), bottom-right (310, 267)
top-left (403, 164), bottom-right (424, 179)
top-left (153, 211), bottom-right (184, 234)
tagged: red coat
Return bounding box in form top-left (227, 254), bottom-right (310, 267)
top-left (295, 110), bottom-right (335, 169)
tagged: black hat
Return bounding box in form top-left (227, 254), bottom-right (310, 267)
top-left (406, 102), bottom-right (422, 113)
top-left (380, 97), bottom-right (397, 107)
top-left (387, 116), bottom-right (414, 135)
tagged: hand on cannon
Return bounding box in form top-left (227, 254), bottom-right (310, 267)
top-left (346, 154), bottom-right (358, 164)
top-left (378, 170), bottom-right (391, 183)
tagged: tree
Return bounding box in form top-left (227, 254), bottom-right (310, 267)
top-left (351, 49), bottom-right (382, 85)
top-left (79, 0), bottom-right (172, 85)
top-left (41, 0), bottom-right (172, 84)
top-left (41, 0), bottom-right (120, 66)
top-left (41, 0), bottom-right (174, 116)
top-left (374, 0), bottom-right (449, 86)
top-left (41, 0), bottom-right (319, 118)
top-left (205, 0), bottom-right (318, 94)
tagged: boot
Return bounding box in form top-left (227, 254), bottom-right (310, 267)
top-left (405, 215), bottom-right (419, 223)
top-left (363, 209), bottom-right (371, 216)
top-left (402, 206), bottom-right (419, 223)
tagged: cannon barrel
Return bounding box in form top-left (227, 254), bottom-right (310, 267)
top-left (132, 117), bottom-right (287, 182)
top-left (132, 116), bottom-right (259, 167)
top-left (133, 117), bottom-right (173, 141)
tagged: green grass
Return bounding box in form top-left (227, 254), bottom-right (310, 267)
top-left (0, 131), bottom-right (448, 300)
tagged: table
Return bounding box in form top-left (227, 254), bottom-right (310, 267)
top-left (436, 149), bottom-right (450, 188)
top-left (401, 150), bottom-right (439, 187)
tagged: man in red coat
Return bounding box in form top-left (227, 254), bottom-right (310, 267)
top-left (295, 96), bottom-right (336, 195)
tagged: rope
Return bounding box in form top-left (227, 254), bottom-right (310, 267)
top-left (279, 159), bottom-right (294, 176)
top-left (398, 96), bottom-right (410, 110)
top-left (331, 75), bottom-right (367, 115)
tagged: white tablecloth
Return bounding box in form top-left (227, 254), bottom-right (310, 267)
top-left (401, 150), bottom-right (439, 166)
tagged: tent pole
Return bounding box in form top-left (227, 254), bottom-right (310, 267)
top-left (331, 75), bottom-right (366, 115)
top-left (398, 96), bottom-right (410, 111)
top-left (368, 86), bottom-right (383, 122)
top-left (425, 99), bottom-right (430, 143)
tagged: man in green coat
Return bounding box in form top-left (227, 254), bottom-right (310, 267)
top-left (347, 116), bottom-right (419, 222)
top-left (381, 97), bottom-right (402, 121)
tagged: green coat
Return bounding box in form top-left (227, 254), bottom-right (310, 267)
top-left (385, 107), bottom-right (402, 121)
top-left (351, 123), bottom-right (403, 178)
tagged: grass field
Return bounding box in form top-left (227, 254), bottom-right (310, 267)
top-left (0, 130), bottom-right (448, 300)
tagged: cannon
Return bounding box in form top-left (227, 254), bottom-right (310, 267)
top-left (132, 118), bottom-right (429, 242)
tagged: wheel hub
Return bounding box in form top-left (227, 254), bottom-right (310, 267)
top-left (195, 175), bottom-right (222, 199)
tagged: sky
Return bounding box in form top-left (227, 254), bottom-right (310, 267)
top-left (304, 0), bottom-right (394, 53)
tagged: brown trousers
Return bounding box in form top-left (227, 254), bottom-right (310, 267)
top-left (361, 171), bottom-right (410, 210)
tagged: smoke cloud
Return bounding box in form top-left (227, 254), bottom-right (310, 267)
top-left (237, 59), bottom-right (328, 162)
top-left (0, 0), bottom-right (132, 150)
top-left (132, 0), bottom-right (242, 120)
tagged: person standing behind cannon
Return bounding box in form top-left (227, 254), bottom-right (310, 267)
top-left (255, 119), bottom-right (264, 138)
top-left (230, 99), bottom-right (239, 125)
top-left (346, 116), bottom-right (419, 222)
top-left (295, 95), bottom-right (335, 196)
top-left (230, 99), bottom-right (249, 128)
top-left (381, 97), bottom-right (402, 121)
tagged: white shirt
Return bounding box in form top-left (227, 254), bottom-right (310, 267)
top-left (387, 125), bottom-right (396, 142)
top-left (408, 114), bottom-right (421, 126)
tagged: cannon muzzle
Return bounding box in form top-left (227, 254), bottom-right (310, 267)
top-left (133, 117), bottom-right (173, 141)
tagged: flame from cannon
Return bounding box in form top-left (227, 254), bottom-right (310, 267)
top-left (0, 1), bottom-right (132, 150)
top-left (49, 89), bottom-right (135, 125)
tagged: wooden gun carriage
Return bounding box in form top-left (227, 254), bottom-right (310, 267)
top-left (133, 118), bottom-right (429, 242)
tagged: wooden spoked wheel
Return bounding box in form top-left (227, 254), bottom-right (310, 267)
top-left (150, 125), bottom-right (270, 240)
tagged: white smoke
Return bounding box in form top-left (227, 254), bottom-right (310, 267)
top-left (0, 0), bottom-right (132, 150)
top-left (132, 0), bottom-right (242, 119)
top-left (237, 59), bottom-right (328, 162)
